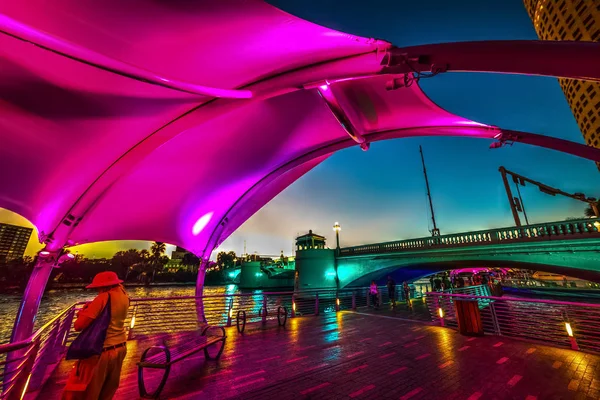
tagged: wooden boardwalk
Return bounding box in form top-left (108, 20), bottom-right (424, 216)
top-left (40, 311), bottom-right (600, 399)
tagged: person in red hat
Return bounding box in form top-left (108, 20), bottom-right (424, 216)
top-left (62, 271), bottom-right (130, 400)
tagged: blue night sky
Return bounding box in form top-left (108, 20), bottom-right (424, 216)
top-left (4, 0), bottom-right (600, 258)
top-left (218, 0), bottom-right (600, 256)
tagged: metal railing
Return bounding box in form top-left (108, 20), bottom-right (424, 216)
top-left (0, 304), bottom-right (76, 400)
top-left (0, 287), bottom-right (377, 398)
top-left (339, 218), bottom-right (600, 256)
top-left (426, 291), bottom-right (600, 354)
top-left (441, 284), bottom-right (491, 297)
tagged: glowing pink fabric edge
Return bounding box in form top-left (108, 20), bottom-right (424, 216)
top-left (0, 14), bottom-right (253, 98)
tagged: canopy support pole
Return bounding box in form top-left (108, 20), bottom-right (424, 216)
top-left (4, 250), bottom-right (57, 391)
top-left (195, 259), bottom-right (208, 324)
top-left (9, 251), bottom-right (57, 344)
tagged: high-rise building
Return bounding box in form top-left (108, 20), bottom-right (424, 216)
top-left (0, 223), bottom-right (33, 262)
top-left (523, 1), bottom-right (600, 168)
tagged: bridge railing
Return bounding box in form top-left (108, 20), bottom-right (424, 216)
top-left (339, 218), bottom-right (600, 256)
top-left (425, 292), bottom-right (600, 354)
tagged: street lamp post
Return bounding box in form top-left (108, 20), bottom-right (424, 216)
top-left (333, 222), bottom-right (341, 290)
top-left (333, 222), bottom-right (341, 253)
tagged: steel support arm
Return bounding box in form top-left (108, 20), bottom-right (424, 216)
top-left (384, 40), bottom-right (600, 82)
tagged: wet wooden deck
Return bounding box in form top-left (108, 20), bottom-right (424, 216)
top-left (39, 310), bottom-right (600, 399)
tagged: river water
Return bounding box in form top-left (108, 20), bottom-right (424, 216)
top-left (2, 284), bottom-right (600, 345)
top-left (0, 285), bottom-right (243, 344)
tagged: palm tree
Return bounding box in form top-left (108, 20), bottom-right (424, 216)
top-left (584, 201), bottom-right (600, 218)
top-left (140, 249), bottom-right (150, 260)
top-left (149, 242), bottom-right (167, 282)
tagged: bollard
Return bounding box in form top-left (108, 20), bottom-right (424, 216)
top-left (314, 293), bottom-right (319, 316)
top-left (335, 298), bottom-right (340, 312)
top-left (352, 291), bottom-right (356, 310)
top-left (366, 291), bottom-right (370, 307)
top-left (291, 294), bottom-right (296, 318)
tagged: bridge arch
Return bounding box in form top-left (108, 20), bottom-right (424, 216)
top-left (337, 239), bottom-right (600, 288)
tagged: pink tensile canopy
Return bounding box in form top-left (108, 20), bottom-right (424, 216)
top-left (1, 0), bottom-right (600, 259)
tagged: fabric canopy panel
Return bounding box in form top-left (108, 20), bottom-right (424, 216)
top-left (1, 0), bottom-right (384, 92)
top-left (0, 0), bottom-right (389, 256)
top-left (2, 0), bottom-right (597, 258)
top-left (69, 90), bottom-right (346, 255)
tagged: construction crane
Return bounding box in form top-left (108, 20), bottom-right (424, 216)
top-left (499, 166), bottom-right (599, 227)
top-left (420, 146), bottom-right (440, 236)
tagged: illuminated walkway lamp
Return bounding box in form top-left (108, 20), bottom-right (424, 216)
top-left (565, 322), bottom-right (579, 351)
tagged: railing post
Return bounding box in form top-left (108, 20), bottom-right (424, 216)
top-left (262, 295), bottom-right (267, 325)
top-left (60, 307), bottom-right (76, 348)
top-left (9, 339), bottom-right (40, 400)
top-left (314, 293), bottom-right (319, 316)
top-left (352, 291), bottom-right (356, 310)
top-left (489, 302), bottom-right (501, 335)
top-left (291, 294), bottom-right (296, 318)
top-left (226, 298), bottom-right (233, 327)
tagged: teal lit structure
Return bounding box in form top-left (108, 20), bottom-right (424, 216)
top-left (296, 219), bottom-right (600, 289)
top-left (295, 230), bottom-right (337, 290)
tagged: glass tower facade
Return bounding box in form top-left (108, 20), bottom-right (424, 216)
top-left (0, 223), bottom-right (33, 262)
top-left (524, 1), bottom-right (600, 169)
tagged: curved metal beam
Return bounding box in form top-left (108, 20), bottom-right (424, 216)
top-left (496, 130), bottom-right (600, 161)
top-left (0, 14), bottom-right (252, 99)
top-left (202, 125), bottom-right (600, 256)
top-left (384, 40), bottom-right (600, 82)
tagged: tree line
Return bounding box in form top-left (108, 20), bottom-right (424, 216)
top-left (0, 243), bottom-right (240, 290)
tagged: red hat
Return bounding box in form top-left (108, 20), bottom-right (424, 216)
top-left (86, 271), bottom-right (123, 289)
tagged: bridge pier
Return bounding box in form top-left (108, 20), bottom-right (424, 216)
top-left (295, 248), bottom-right (336, 290)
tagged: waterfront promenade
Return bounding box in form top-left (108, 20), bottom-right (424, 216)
top-left (41, 311), bottom-right (600, 399)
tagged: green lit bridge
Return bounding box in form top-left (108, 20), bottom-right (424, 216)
top-left (295, 218), bottom-right (600, 289)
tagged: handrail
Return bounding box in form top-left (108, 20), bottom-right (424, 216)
top-left (1, 301), bottom-right (78, 354)
top-left (339, 218), bottom-right (600, 256)
top-left (426, 290), bottom-right (600, 354)
top-left (0, 342), bottom-right (31, 355)
top-left (426, 291), bottom-right (600, 309)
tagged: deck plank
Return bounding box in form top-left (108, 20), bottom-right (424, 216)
top-left (39, 310), bottom-right (600, 399)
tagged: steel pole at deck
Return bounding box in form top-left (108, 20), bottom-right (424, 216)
top-left (9, 255), bottom-right (56, 344)
top-left (5, 252), bottom-right (56, 393)
top-left (195, 259), bottom-right (208, 324)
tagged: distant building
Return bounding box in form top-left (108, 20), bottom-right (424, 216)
top-left (295, 230), bottom-right (327, 251)
top-left (0, 223), bottom-right (33, 262)
top-left (523, 0), bottom-right (600, 169)
top-left (171, 246), bottom-right (190, 260)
